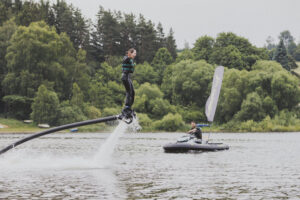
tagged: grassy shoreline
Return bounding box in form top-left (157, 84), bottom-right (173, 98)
top-left (0, 117), bottom-right (116, 134)
top-left (1, 117), bottom-right (300, 134)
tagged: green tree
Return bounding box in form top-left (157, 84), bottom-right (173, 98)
top-left (94, 62), bottom-right (119, 83)
top-left (271, 71), bottom-right (300, 110)
top-left (163, 60), bottom-right (214, 107)
top-left (102, 107), bottom-right (119, 117)
top-left (216, 69), bottom-right (249, 122)
top-left (52, 0), bottom-right (90, 50)
top-left (83, 104), bottom-right (101, 119)
top-left (262, 96), bottom-right (277, 117)
top-left (0, 19), bottom-right (17, 112)
top-left (154, 113), bottom-right (185, 131)
top-left (3, 21), bottom-right (79, 100)
top-left (235, 92), bottom-right (266, 122)
top-left (70, 83), bottom-right (84, 109)
top-left (155, 22), bottom-right (166, 48)
top-left (192, 35), bottom-right (214, 61)
top-left (31, 85), bottom-right (59, 125)
top-left (217, 61), bottom-right (300, 123)
top-left (2, 95), bottom-right (33, 119)
top-left (151, 48), bottom-right (173, 84)
top-left (165, 28), bottom-right (177, 60)
top-left (88, 80), bottom-right (123, 109)
top-left (94, 7), bottom-right (121, 57)
top-left (136, 82), bottom-right (163, 100)
top-left (136, 15), bottom-right (157, 63)
top-left (69, 49), bottom-right (91, 98)
top-left (149, 98), bottom-right (175, 118)
top-left (0, 0), bottom-right (14, 26)
top-left (14, 1), bottom-right (42, 26)
top-left (178, 106), bottom-right (206, 123)
top-left (214, 32), bottom-right (257, 55)
top-left (293, 44), bottom-right (300, 61)
top-left (175, 49), bottom-right (194, 63)
top-left (279, 30), bottom-right (297, 56)
top-left (210, 32), bottom-right (267, 69)
top-left (210, 45), bottom-right (244, 69)
top-left (134, 82), bottom-right (173, 118)
top-left (57, 100), bottom-right (87, 125)
top-left (119, 13), bottom-right (138, 55)
top-left (134, 62), bottom-right (158, 84)
top-left (273, 39), bottom-right (289, 70)
top-left (288, 55), bottom-right (297, 69)
top-left (137, 113), bottom-right (152, 130)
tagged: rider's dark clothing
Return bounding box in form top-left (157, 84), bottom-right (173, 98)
top-left (190, 127), bottom-right (202, 139)
top-left (122, 56), bottom-right (135, 108)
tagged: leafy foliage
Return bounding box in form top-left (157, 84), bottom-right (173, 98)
top-left (3, 21), bottom-right (87, 100)
top-left (217, 61), bottom-right (300, 123)
top-left (161, 60), bottom-right (214, 107)
top-left (31, 85), bottom-right (59, 125)
top-left (152, 48), bottom-right (173, 84)
top-left (134, 83), bottom-right (173, 118)
top-left (154, 113), bottom-right (185, 131)
top-left (192, 35), bottom-right (214, 61)
top-left (0, 19), bottom-right (17, 112)
top-left (0, 1), bottom-right (299, 132)
top-left (2, 95), bottom-right (33, 119)
top-left (57, 101), bottom-right (87, 125)
top-left (134, 62), bottom-right (158, 84)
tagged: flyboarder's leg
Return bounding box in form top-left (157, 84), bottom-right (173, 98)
top-left (122, 73), bottom-right (134, 118)
top-left (122, 73), bottom-right (131, 106)
top-left (128, 78), bottom-right (135, 107)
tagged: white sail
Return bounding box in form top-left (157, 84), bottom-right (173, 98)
top-left (205, 66), bottom-right (224, 122)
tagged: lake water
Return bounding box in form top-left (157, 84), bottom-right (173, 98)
top-left (0, 125), bottom-right (299, 199)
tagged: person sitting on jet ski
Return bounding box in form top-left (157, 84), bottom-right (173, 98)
top-left (121, 48), bottom-right (137, 118)
top-left (188, 121), bottom-right (202, 140)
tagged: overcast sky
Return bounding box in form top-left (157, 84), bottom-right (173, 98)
top-left (47, 0), bottom-right (300, 49)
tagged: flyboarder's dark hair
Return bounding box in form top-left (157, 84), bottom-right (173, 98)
top-left (126, 48), bottom-right (136, 55)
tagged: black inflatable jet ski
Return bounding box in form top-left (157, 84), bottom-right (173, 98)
top-left (163, 135), bottom-right (229, 153)
top-left (163, 66), bottom-right (228, 153)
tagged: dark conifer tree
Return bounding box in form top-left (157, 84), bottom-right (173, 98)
top-left (279, 30), bottom-right (297, 56)
top-left (273, 39), bottom-right (290, 71)
top-left (119, 13), bottom-right (138, 54)
top-left (51, 0), bottom-right (90, 50)
top-left (94, 7), bottom-right (121, 58)
top-left (136, 15), bottom-right (157, 63)
top-left (166, 28), bottom-right (177, 60)
top-left (155, 22), bottom-right (166, 48)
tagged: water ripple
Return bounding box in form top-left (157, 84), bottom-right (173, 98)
top-left (0, 132), bottom-right (300, 199)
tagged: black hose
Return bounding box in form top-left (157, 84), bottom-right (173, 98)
top-left (0, 115), bottom-right (119, 155)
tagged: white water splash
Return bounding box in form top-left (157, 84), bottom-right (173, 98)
top-left (93, 117), bottom-right (141, 167)
top-left (93, 121), bottom-right (126, 167)
top-left (0, 150), bottom-right (96, 171)
top-left (0, 118), bottom-right (141, 170)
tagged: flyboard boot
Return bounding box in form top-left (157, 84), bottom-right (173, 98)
top-left (118, 106), bottom-right (136, 124)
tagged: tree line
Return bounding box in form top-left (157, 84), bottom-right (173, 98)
top-left (0, 0), bottom-right (299, 132)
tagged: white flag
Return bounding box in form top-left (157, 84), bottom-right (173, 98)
top-left (205, 66), bottom-right (224, 122)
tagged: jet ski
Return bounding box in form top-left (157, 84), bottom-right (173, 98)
top-left (163, 134), bottom-right (229, 153)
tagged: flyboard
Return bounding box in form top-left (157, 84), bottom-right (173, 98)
top-left (0, 110), bottom-right (136, 155)
top-left (163, 66), bottom-right (229, 153)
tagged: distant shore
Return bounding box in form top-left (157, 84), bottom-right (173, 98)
top-left (1, 117), bottom-right (300, 134)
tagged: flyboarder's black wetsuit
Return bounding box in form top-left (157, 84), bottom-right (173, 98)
top-left (122, 56), bottom-right (135, 114)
